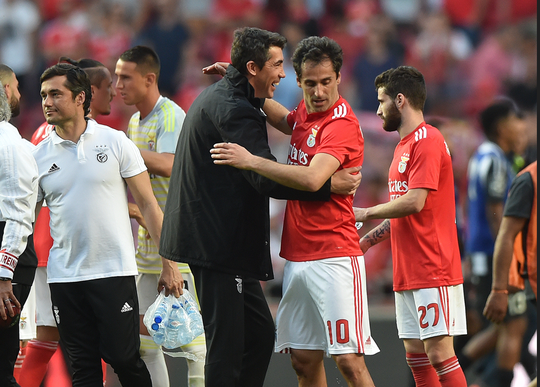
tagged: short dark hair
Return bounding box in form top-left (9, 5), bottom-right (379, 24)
top-left (479, 97), bottom-right (521, 142)
top-left (40, 63), bottom-right (92, 116)
top-left (230, 27), bottom-right (287, 76)
top-left (58, 57), bottom-right (108, 88)
top-left (119, 45), bottom-right (160, 81)
top-left (292, 36), bottom-right (343, 79)
top-left (374, 66), bottom-right (426, 111)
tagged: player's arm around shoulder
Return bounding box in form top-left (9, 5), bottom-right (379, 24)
top-left (211, 142), bottom-right (341, 192)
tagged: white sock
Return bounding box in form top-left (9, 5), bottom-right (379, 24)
top-left (140, 334), bottom-right (169, 387)
top-left (181, 333), bottom-right (206, 387)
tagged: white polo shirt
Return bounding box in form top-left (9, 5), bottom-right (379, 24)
top-left (33, 119), bottom-right (146, 283)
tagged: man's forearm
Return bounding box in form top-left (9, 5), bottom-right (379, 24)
top-left (137, 200), bottom-right (163, 248)
top-left (491, 236), bottom-right (513, 291)
top-left (251, 156), bottom-right (322, 192)
top-left (361, 189), bottom-right (428, 220)
top-left (360, 219), bottom-right (391, 250)
top-left (491, 216), bottom-right (527, 290)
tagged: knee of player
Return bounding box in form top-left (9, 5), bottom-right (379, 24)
top-left (334, 353), bottom-right (369, 381)
top-left (290, 349), bottom-right (323, 375)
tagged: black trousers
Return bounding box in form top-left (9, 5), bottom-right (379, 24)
top-left (191, 266), bottom-right (275, 387)
top-left (0, 283), bottom-right (31, 387)
top-left (49, 276), bottom-right (151, 387)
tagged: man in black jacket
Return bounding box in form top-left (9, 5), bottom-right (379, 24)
top-left (160, 27), bottom-right (359, 386)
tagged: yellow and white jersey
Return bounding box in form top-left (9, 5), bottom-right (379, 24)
top-left (128, 96), bottom-right (190, 274)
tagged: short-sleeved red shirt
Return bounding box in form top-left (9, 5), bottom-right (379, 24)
top-left (280, 97), bottom-right (363, 261)
top-left (389, 123), bottom-right (463, 291)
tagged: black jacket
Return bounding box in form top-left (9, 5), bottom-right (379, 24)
top-left (160, 66), bottom-right (330, 280)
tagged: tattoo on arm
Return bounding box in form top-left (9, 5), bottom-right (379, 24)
top-left (362, 219), bottom-right (391, 247)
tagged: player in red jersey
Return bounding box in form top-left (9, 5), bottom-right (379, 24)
top-left (210, 36), bottom-right (377, 387)
top-left (354, 66), bottom-right (467, 387)
top-left (19, 57), bottom-right (115, 387)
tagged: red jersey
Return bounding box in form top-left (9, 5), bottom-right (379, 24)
top-left (389, 123), bottom-right (463, 291)
top-left (31, 122), bottom-right (54, 267)
top-left (280, 97), bottom-right (363, 261)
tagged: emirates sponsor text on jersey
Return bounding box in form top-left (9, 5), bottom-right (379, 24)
top-left (389, 179), bottom-right (409, 200)
top-left (288, 142), bottom-right (309, 165)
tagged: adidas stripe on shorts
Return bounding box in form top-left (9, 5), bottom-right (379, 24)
top-left (395, 284), bottom-right (467, 340)
top-left (275, 256), bottom-right (380, 356)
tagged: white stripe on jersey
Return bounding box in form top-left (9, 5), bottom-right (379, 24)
top-left (414, 126), bottom-right (427, 142)
top-left (331, 103), bottom-right (348, 119)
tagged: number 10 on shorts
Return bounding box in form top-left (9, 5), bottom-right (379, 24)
top-left (327, 319), bottom-right (350, 344)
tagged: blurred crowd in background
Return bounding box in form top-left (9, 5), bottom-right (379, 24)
top-left (1, 0), bottom-right (537, 300)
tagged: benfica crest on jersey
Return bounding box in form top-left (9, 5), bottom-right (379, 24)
top-left (307, 126), bottom-right (319, 148)
top-left (398, 155), bottom-right (410, 173)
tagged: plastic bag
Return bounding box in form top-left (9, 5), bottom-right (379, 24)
top-left (143, 289), bottom-right (205, 360)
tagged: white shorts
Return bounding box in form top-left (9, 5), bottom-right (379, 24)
top-left (395, 284), bottom-right (467, 340)
top-left (136, 271), bottom-right (198, 313)
top-left (35, 266), bottom-right (56, 327)
top-left (20, 281), bottom-right (36, 340)
top-left (275, 256), bottom-right (379, 356)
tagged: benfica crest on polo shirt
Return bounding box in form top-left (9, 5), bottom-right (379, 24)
top-left (94, 144), bottom-right (109, 163)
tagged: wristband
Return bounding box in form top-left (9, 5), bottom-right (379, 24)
top-left (0, 277), bottom-right (12, 281)
top-left (0, 250), bottom-right (17, 275)
top-left (492, 288), bottom-right (508, 295)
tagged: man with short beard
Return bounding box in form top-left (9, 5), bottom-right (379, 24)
top-left (0, 65), bottom-right (22, 117)
top-left (354, 66), bottom-right (468, 387)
